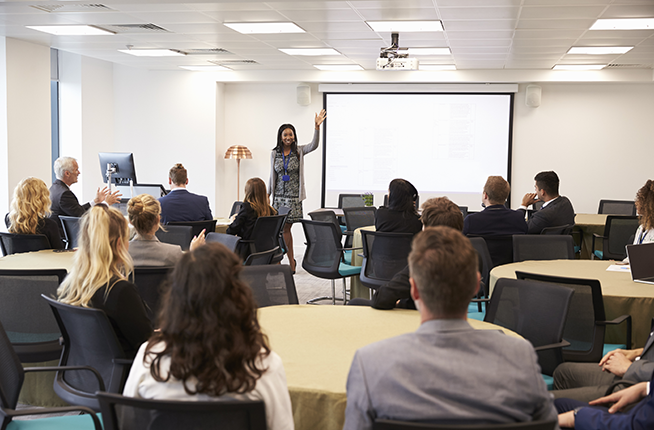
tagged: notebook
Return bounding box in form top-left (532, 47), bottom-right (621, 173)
top-left (626, 242), bottom-right (654, 284)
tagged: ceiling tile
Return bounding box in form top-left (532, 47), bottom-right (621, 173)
top-left (440, 7), bottom-right (520, 20)
top-left (601, 5), bottom-right (654, 18)
top-left (446, 30), bottom-right (515, 39)
top-left (516, 19), bottom-right (597, 29)
top-left (355, 8), bottom-right (440, 21)
top-left (519, 6), bottom-right (606, 20)
top-left (443, 20), bottom-right (517, 31)
top-left (278, 9), bottom-right (362, 21)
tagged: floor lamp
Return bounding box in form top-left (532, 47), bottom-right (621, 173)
top-left (224, 145), bottom-right (252, 201)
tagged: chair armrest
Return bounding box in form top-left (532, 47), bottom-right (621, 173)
top-left (239, 239), bottom-right (254, 244)
top-left (113, 357), bottom-right (134, 366)
top-left (534, 340), bottom-right (571, 352)
top-left (341, 246), bottom-right (363, 252)
top-left (591, 233), bottom-right (607, 258)
top-left (598, 314), bottom-right (632, 349)
top-left (3, 406), bottom-right (102, 429)
top-left (343, 231), bottom-right (354, 236)
top-left (470, 298), bottom-right (490, 303)
top-left (24, 365), bottom-right (106, 391)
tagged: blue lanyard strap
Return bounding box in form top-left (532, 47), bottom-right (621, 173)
top-left (639, 229), bottom-right (647, 244)
top-left (282, 152), bottom-right (291, 173)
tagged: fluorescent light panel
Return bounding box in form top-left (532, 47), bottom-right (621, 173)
top-left (119, 49), bottom-right (185, 57)
top-left (26, 25), bottom-right (114, 36)
top-left (590, 18), bottom-right (654, 30)
top-left (408, 48), bottom-right (451, 56)
top-left (567, 46), bottom-right (633, 55)
top-left (420, 64), bottom-right (457, 71)
top-left (313, 64), bottom-right (363, 71)
top-left (224, 22), bottom-right (304, 34)
top-left (553, 64), bottom-right (606, 70)
top-left (367, 21), bottom-right (443, 32)
top-left (180, 65), bottom-right (231, 71)
top-left (279, 48), bottom-right (341, 56)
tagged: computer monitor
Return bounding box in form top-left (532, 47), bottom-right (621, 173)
top-left (98, 152), bottom-right (137, 185)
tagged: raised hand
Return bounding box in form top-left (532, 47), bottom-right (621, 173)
top-left (315, 109), bottom-right (326, 129)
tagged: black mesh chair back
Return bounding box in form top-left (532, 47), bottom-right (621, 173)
top-left (243, 247), bottom-right (279, 266)
top-left (133, 266), bottom-right (173, 323)
top-left (384, 194), bottom-right (420, 210)
top-left (0, 232), bottom-right (50, 256)
top-left (240, 265), bottom-right (298, 307)
top-left (373, 419), bottom-right (556, 430)
top-left (59, 216), bottom-right (81, 249)
top-left (512, 235), bottom-right (575, 262)
top-left (97, 392), bottom-right (266, 430)
top-left (459, 206), bottom-right (468, 218)
top-left (468, 235), bottom-right (513, 268)
top-left (515, 271), bottom-right (631, 363)
top-left (167, 219), bottom-right (217, 239)
top-left (343, 206), bottom-right (377, 247)
top-left (301, 220), bottom-right (342, 278)
top-left (155, 225), bottom-right (193, 251)
top-left (485, 278), bottom-right (574, 375)
top-left (360, 230), bottom-right (413, 291)
top-left (309, 210), bottom-right (340, 230)
top-left (230, 201), bottom-right (244, 217)
top-left (338, 193), bottom-right (365, 209)
top-left (42, 295), bottom-right (129, 411)
top-left (599, 215), bottom-right (640, 260)
top-left (206, 232), bottom-right (241, 253)
top-left (540, 224), bottom-right (574, 235)
top-left (468, 238), bottom-right (492, 298)
top-left (245, 215), bottom-right (287, 256)
top-left (598, 200), bottom-right (637, 216)
top-left (0, 269), bottom-right (66, 363)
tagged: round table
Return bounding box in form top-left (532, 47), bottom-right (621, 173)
top-left (258, 305), bottom-right (521, 430)
top-left (490, 260), bottom-right (654, 348)
top-left (574, 213), bottom-right (608, 259)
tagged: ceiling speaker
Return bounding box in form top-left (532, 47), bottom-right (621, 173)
top-left (297, 84), bottom-right (311, 106)
top-left (525, 85), bottom-right (541, 108)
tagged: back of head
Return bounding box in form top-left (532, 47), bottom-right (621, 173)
top-left (420, 197), bottom-right (464, 231)
top-left (483, 176), bottom-right (510, 205)
top-left (57, 205), bottom-right (132, 307)
top-left (169, 163), bottom-right (187, 186)
top-left (147, 242), bottom-right (270, 396)
top-left (534, 171), bottom-right (560, 197)
top-left (8, 177), bottom-right (51, 234)
top-left (388, 178), bottom-right (418, 213)
top-left (636, 179), bottom-right (654, 231)
top-left (409, 226), bottom-right (478, 317)
top-left (128, 194), bottom-right (161, 236)
top-left (53, 157), bottom-right (76, 181)
top-left (244, 177), bottom-right (276, 217)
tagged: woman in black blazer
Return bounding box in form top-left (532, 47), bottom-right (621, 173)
top-left (375, 178), bottom-right (422, 235)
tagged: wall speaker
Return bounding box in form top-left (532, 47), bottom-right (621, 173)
top-left (297, 84), bottom-right (311, 106)
top-left (525, 85), bottom-right (542, 108)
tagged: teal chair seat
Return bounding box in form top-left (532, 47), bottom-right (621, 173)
top-left (542, 374), bottom-right (554, 390)
top-left (594, 250), bottom-right (604, 259)
top-left (7, 414), bottom-right (102, 430)
top-left (338, 263), bottom-right (361, 277)
top-left (343, 250), bottom-right (352, 265)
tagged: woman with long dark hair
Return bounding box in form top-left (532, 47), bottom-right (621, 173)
top-left (375, 178), bottom-right (422, 234)
top-left (123, 243), bottom-right (293, 430)
top-left (268, 109), bottom-right (326, 273)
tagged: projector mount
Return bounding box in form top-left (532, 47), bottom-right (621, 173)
top-left (379, 33), bottom-right (409, 64)
top-left (377, 33), bottom-right (418, 71)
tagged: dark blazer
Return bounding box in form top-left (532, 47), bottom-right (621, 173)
top-left (90, 279), bottom-right (153, 359)
top-left (463, 204), bottom-right (528, 236)
top-left (375, 207), bottom-right (422, 235)
top-left (4, 214), bottom-right (65, 250)
top-left (49, 179), bottom-right (90, 236)
top-left (158, 189), bottom-right (213, 223)
top-left (371, 265), bottom-right (415, 310)
top-left (518, 195), bottom-right (575, 234)
top-left (226, 201), bottom-right (258, 259)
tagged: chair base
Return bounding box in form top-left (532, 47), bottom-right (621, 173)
top-left (306, 278), bottom-right (348, 305)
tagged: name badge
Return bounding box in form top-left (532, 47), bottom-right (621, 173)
top-left (282, 175), bottom-right (290, 182)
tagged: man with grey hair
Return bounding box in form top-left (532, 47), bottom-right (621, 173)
top-left (343, 226), bottom-right (558, 429)
top-left (50, 156), bottom-right (121, 234)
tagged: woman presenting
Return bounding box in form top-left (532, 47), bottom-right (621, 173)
top-left (269, 109), bottom-right (326, 273)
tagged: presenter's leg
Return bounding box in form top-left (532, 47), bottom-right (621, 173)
top-left (283, 223), bottom-right (295, 272)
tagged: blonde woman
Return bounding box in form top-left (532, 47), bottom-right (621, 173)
top-left (5, 177), bottom-right (64, 249)
top-left (227, 177), bottom-right (277, 260)
top-left (127, 194), bottom-right (205, 266)
top-left (57, 205), bottom-right (152, 358)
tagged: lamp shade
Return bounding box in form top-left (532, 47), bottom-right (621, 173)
top-left (224, 145), bottom-right (253, 160)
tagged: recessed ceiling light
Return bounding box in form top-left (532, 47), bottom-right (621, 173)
top-left (419, 64), bottom-right (457, 71)
top-left (224, 22), bottom-right (304, 34)
top-left (180, 65), bottom-right (232, 71)
top-left (408, 48), bottom-right (451, 56)
top-left (367, 21), bottom-right (443, 32)
top-left (553, 64), bottom-right (606, 70)
top-left (26, 25), bottom-right (114, 36)
top-left (279, 48), bottom-right (341, 56)
top-left (313, 64), bottom-right (364, 71)
top-left (118, 49), bottom-right (185, 57)
top-left (567, 46), bottom-right (633, 55)
top-left (590, 18), bottom-right (654, 30)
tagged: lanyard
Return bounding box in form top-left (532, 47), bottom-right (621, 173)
top-left (282, 152), bottom-right (291, 174)
top-left (639, 229), bottom-right (647, 244)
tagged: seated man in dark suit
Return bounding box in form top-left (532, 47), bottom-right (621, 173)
top-left (518, 171), bottom-right (575, 234)
top-left (158, 163), bottom-right (213, 223)
top-left (50, 156), bottom-right (121, 235)
top-left (463, 176), bottom-right (528, 236)
top-left (343, 227), bottom-right (557, 430)
top-left (369, 197), bottom-right (464, 310)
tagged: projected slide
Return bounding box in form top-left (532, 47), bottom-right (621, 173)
top-left (323, 93), bottom-right (513, 209)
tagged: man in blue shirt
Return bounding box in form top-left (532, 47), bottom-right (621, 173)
top-left (158, 163), bottom-right (213, 223)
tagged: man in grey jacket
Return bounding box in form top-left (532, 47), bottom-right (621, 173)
top-left (343, 226), bottom-right (558, 430)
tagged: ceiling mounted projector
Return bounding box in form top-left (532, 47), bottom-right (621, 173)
top-left (376, 33), bottom-right (419, 71)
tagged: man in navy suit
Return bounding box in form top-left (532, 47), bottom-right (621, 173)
top-left (158, 163), bottom-right (213, 223)
top-left (463, 176), bottom-right (528, 236)
top-left (518, 171), bottom-right (575, 234)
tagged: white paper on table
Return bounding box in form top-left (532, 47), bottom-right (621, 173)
top-left (606, 264), bottom-right (631, 272)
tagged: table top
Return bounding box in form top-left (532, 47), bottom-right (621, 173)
top-left (310, 207), bottom-right (344, 217)
top-left (0, 249), bottom-right (75, 271)
top-left (490, 259), bottom-right (653, 299)
top-left (575, 213), bottom-right (607, 227)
